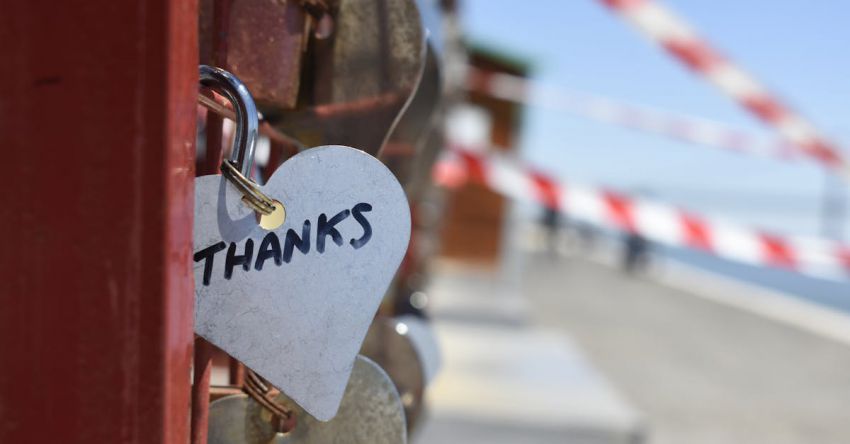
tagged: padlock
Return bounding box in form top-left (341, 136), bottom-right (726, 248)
top-left (272, 0), bottom-right (427, 156)
top-left (359, 316), bottom-right (425, 433)
top-left (198, 65), bottom-right (281, 220)
top-left (194, 65), bottom-right (411, 421)
top-left (199, 0), bottom-right (309, 110)
top-left (208, 356), bottom-right (407, 443)
top-left (359, 315), bottom-right (441, 434)
top-left (201, 0), bottom-right (427, 157)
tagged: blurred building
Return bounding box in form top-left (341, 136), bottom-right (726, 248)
top-left (440, 46), bottom-right (529, 263)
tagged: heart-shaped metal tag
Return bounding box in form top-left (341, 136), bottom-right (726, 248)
top-left (193, 145), bottom-right (410, 421)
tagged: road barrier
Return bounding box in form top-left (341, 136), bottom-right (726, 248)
top-left (467, 67), bottom-right (801, 163)
top-left (600, 0), bottom-right (849, 176)
top-left (435, 144), bottom-right (850, 280)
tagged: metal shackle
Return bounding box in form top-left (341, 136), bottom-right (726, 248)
top-left (199, 65), bottom-right (278, 218)
top-left (199, 65), bottom-right (259, 178)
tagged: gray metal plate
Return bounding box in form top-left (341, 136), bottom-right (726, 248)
top-left (194, 146), bottom-right (411, 421)
top-left (358, 316), bottom-right (440, 433)
top-left (395, 315), bottom-right (441, 385)
top-left (273, 0), bottom-right (426, 156)
top-left (360, 317), bottom-right (426, 433)
top-left (208, 356), bottom-right (407, 444)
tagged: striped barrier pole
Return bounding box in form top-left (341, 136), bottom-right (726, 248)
top-left (434, 144), bottom-right (850, 280)
top-left (599, 0), bottom-right (849, 176)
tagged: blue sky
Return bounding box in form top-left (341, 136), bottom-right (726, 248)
top-left (459, 0), bottom-right (850, 238)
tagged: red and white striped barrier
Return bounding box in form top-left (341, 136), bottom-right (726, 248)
top-left (467, 67), bottom-right (800, 162)
top-left (434, 145), bottom-right (850, 280)
top-left (599, 0), bottom-right (849, 175)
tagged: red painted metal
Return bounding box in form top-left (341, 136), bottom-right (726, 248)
top-left (225, 0), bottom-right (306, 109)
top-left (200, 0), bottom-right (232, 175)
top-left (266, 141), bottom-right (285, 178)
top-left (191, 104), bottom-right (220, 444)
top-left (191, 338), bottom-right (215, 444)
top-left (265, 139), bottom-right (300, 179)
top-left (204, 112), bottom-right (226, 174)
top-left (0, 0), bottom-right (197, 443)
top-left (229, 358), bottom-right (246, 386)
top-left (199, 91), bottom-right (303, 150)
top-left (192, 3), bottom-right (232, 442)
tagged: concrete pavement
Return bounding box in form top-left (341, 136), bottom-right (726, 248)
top-left (415, 213), bottom-right (850, 443)
top-left (521, 251), bottom-right (850, 444)
top-left (416, 261), bottom-right (643, 444)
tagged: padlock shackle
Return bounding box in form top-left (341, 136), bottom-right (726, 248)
top-left (199, 65), bottom-right (258, 178)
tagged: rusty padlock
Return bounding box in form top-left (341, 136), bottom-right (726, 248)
top-left (200, 0), bottom-right (314, 110)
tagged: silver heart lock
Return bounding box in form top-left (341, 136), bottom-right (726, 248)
top-left (194, 66), bottom-right (411, 421)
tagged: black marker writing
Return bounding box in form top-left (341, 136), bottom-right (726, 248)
top-left (224, 239), bottom-right (254, 279)
top-left (349, 202), bottom-right (373, 249)
top-left (254, 232), bottom-right (282, 271)
top-left (317, 209), bottom-right (350, 253)
top-left (195, 203), bottom-right (376, 286)
top-left (194, 241), bottom-right (226, 286)
top-left (283, 220), bottom-right (311, 263)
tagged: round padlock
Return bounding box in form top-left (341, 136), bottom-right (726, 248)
top-left (207, 355), bottom-right (407, 444)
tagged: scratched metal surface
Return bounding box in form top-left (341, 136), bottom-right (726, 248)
top-left (208, 356), bottom-right (407, 443)
top-left (0, 1), bottom-right (197, 443)
top-left (199, 0), bottom-right (306, 109)
top-left (360, 316), bottom-right (426, 433)
top-left (395, 315), bottom-right (442, 385)
top-left (193, 146), bottom-right (411, 421)
top-left (271, 0), bottom-right (426, 156)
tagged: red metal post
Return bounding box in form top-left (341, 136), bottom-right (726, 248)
top-left (191, 3), bottom-right (233, 443)
top-left (191, 113), bottom-right (221, 443)
top-left (191, 338), bottom-right (216, 444)
top-left (266, 140), bottom-right (297, 177)
top-left (0, 1), bottom-right (197, 443)
top-left (229, 357), bottom-right (246, 386)
top-left (201, 0), bottom-right (232, 174)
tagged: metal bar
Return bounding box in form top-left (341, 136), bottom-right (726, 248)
top-left (213, 0), bottom-right (233, 67)
top-left (200, 0), bottom-right (232, 175)
top-left (267, 140), bottom-right (285, 177)
top-left (198, 94), bottom-right (305, 150)
top-left (191, 126), bottom-right (219, 443)
top-left (192, 90), bottom-right (221, 444)
top-left (229, 357), bottom-right (245, 386)
top-left (210, 385), bottom-right (245, 402)
top-left (0, 0), bottom-right (197, 442)
top-left (200, 65), bottom-right (259, 178)
top-left (265, 139), bottom-right (300, 178)
top-left (202, 102), bottom-right (227, 174)
top-left (191, 3), bottom-right (231, 443)
top-left (191, 338), bottom-right (215, 444)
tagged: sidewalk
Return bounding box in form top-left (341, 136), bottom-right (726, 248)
top-left (520, 250), bottom-right (850, 444)
top-left (415, 262), bottom-right (643, 444)
top-left (414, 213), bottom-right (850, 443)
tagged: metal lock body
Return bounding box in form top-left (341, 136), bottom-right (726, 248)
top-left (208, 356), bottom-right (407, 444)
top-left (274, 0), bottom-right (427, 155)
top-left (200, 0), bottom-right (427, 157)
top-left (200, 0), bottom-right (308, 109)
top-left (359, 316), bottom-right (426, 433)
top-left (195, 66), bottom-right (411, 420)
